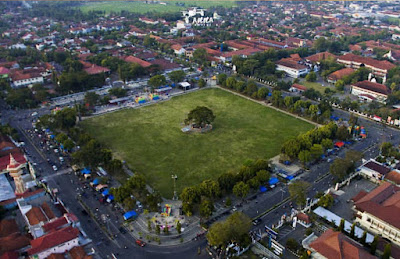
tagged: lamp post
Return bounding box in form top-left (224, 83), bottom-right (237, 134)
top-left (171, 174), bottom-right (178, 200)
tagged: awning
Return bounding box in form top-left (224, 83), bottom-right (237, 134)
top-left (102, 189), bottom-right (109, 196)
top-left (81, 168), bottom-right (91, 175)
top-left (95, 184), bottom-right (108, 191)
top-left (259, 186), bottom-right (267, 193)
top-left (92, 178), bottom-right (100, 185)
top-left (107, 195), bottom-right (114, 202)
top-left (334, 141), bottom-right (344, 148)
top-left (123, 210), bottom-right (137, 220)
top-left (269, 177), bottom-right (279, 185)
top-left (154, 87), bottom-right (172, 93)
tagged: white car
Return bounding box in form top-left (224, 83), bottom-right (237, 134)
top-left (54, 149), bottom-right (59, 153)
top-left (59, 157), bottom-right (64, 162)
top-left (52, 165), bottom-right (58, 171)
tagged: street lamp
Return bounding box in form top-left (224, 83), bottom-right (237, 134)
top-left (171, 174), bottom-right (178, 200)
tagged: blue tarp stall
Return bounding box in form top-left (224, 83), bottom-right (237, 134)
top-left (171, 83), bottom-right (176, 88)
top-left (286, 175), bottom-right (294, 180)
top-left (107, 195), bottom-right (114, 203)
top-left (92, 178), bottom-right (100, 185)
top-left (268, 92), bottom-right (272, 97)
top-left (344, 141), bottom-right (352, 145)
top-left (321, 154), bottom-right (326, 159)
top-left (259, 186), bottom-right (267, 193)
top-left (330, 116), bottom-right (339, 121)
top-left (50, 135), bottom-right (55, 139)
top-left (81, 168), bottom-right (91, 175)
top-left (269, 177), bottom-right (279, 186)
top-left (45, 129), bottom-right (51, 133)
top-left (123, 210), bottom-right (137, 220)
top-left (102, 189), bottom-right (109, 197)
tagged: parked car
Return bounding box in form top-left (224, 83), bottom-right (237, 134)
top-left (52, 165), bottom-right (58, 171)
top-left (252, 218), bottom-right (262, 226)
top-left (136, 240), bottom-right (146, 247)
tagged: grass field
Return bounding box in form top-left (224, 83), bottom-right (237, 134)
top-left (300, 81), bottom-right (334, 94)
top-left (78, 1), bottom-right (236, 14)
top-left (81, 88), bottom-right (313, 197)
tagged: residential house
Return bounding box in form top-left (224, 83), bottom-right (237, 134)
top-left (122, 56), bottom-right (152, 68)
top-left (327, 68), bottom-right (355, 83)
top-left (289, 83), bottom-right (307, 93)
top-left (384, 50), bottom-right (400, 63)
top-left (305, 51), bottom-right (337, 64)
top-left (171, 44), bottom-right (186, 56)
top-left (0, 219), bottom-right (31, 255)
top-left (139, 17), bottom-right (159, 25)
top-left (80, 61), bottom-right (111, 75)
top-left (351, 80), bottom-right (390, 103)
top-left (353, 182), bottom-right (400, 245)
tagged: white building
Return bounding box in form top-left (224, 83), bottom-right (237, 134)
top-left (351, 80), bottom-right (390, 104)
top-left (276, 58), bottom-right (309, 78)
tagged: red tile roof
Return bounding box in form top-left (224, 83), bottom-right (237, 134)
top-left (0, 251), bottom-right (19, 259)
top-left (46, 253), bottom-right (64, 259)
top-left (291, 84), bottom-right (307, 91)
top-left (276, 58), bottom-right (308, 70)
top-left (69, 245), bottom-right (93, 259)
top-left (42, 216), bottom-right (68, 233)
top-left (352, 81), bottom-right (390, 96)
top-left (0, 67), bottom-right (10, 75)
top-left (0, 232), bottom-right (31, 255)
top-left (150, 59), bottom-right (180, 71)
top-left (0, 219), bottom-right (19, 238)
top-left (338, 53), bottom-right (395, 71)
top-left (26, 207), bottom-right (47, 226)
top-left (310, 229), bottom-right (377, 259)
top-left (385, 171), bottom-right (400, 185)
top-left (28, 226), bottom-right (79, 255)
top-left (354, 182), bottom-right (400, 229)
top-left (123, 56), bottom-right (151, 67)
top-left (327, 68), bottom-right (355, 81)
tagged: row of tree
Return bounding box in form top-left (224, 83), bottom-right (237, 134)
top-left (280, 122), bottom-right (339, 162)
top-left (180, 159), bottom-right (270, 217)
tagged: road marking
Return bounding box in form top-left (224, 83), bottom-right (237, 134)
top-left (42, 168), bottom-right (73, 180)
top-left (17, 126), bottom-right (47, 161)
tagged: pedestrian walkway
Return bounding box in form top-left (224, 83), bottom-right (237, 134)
top-left (214, 85), bottom-right (320, 127)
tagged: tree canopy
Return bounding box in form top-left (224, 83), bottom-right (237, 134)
top-left (184, 106), bottom-right (216, 128)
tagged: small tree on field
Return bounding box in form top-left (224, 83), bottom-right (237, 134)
top-left (185, 106), bottom-right (215, 128)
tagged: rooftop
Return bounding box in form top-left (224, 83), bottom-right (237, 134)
top-left (352, 81), bottom-right (390, 96)
top-left (310, 229), bottom-right (377, 259)
top-left (354, 182), bottom-right (400, 230)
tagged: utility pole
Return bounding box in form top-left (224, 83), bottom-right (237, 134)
top-left (171, 174), bottom-right (178, 200)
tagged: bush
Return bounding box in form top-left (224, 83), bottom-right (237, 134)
top-left (286, 238), bottom-right (300, 252)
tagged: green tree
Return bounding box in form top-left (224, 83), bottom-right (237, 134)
top-left (257, 87), bottom-right (269, 100)
top-left (156, 225), bottom-right (161, 235)
top-left (176, 221), bottom-right (182, 234)
top-left (338, 218), bottom-right (345, 232)
top-left (317, 194), bottom-right (334, 208)
top-left (207, 212), bottom-right (251, 247)
top-left (184, 106), bottom-right (215, 128)
top-left (381, 142), bottom-right (394, 157)
top-left (310, 144), bottom-right (323, 160)
top-left (217, 73), bottom-right (227, 85)
top-left (284, 96), bottom-right (294, 109)
top-left (193, 48), bottom-right (208, 65)
top-left (168, 70), bottom-right (185, 83)
top-left (349, 222), bottom-right (356, 238)
top-left (55, 133), bottom-right (68, 144)
top-left (360, 230), bottom-right (367, 245)
top-left (288, 180), bottom-right (310, 208)
top-left (305, 71), bottom-right (317, 82)
top-left (225, 77), bottom-right (237, 89)
top-left (308, 104), bottom-right (319, 117)
top-left (321, 138), bottom-right (333, 150)
top-left (286, 238), bottom-right (300, 252)
top-left (370, 235), bottom-right (379, 255)
top-left (199, 199), bottom-right (214, 218)
top-left (335, 80), bottom-right (345, 91)
top-left (382, 243), bottom-right (391, 259)
top-left (198, 78), bottom-right (206, 88)
top-left (148, 75), bottom-right (166, 89)
top-left (199, 179), bottom-right (220, 199)
top-left (298, 150), bottom-right (311, 167)
top-left (63, 139), bottom-right (75, 151)
top-left (84, 91), bottom-right (99, 108)
top-left (180, 186), bottom-right (200, 204)
top-left (233, 181), bottom-right (250, 199)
